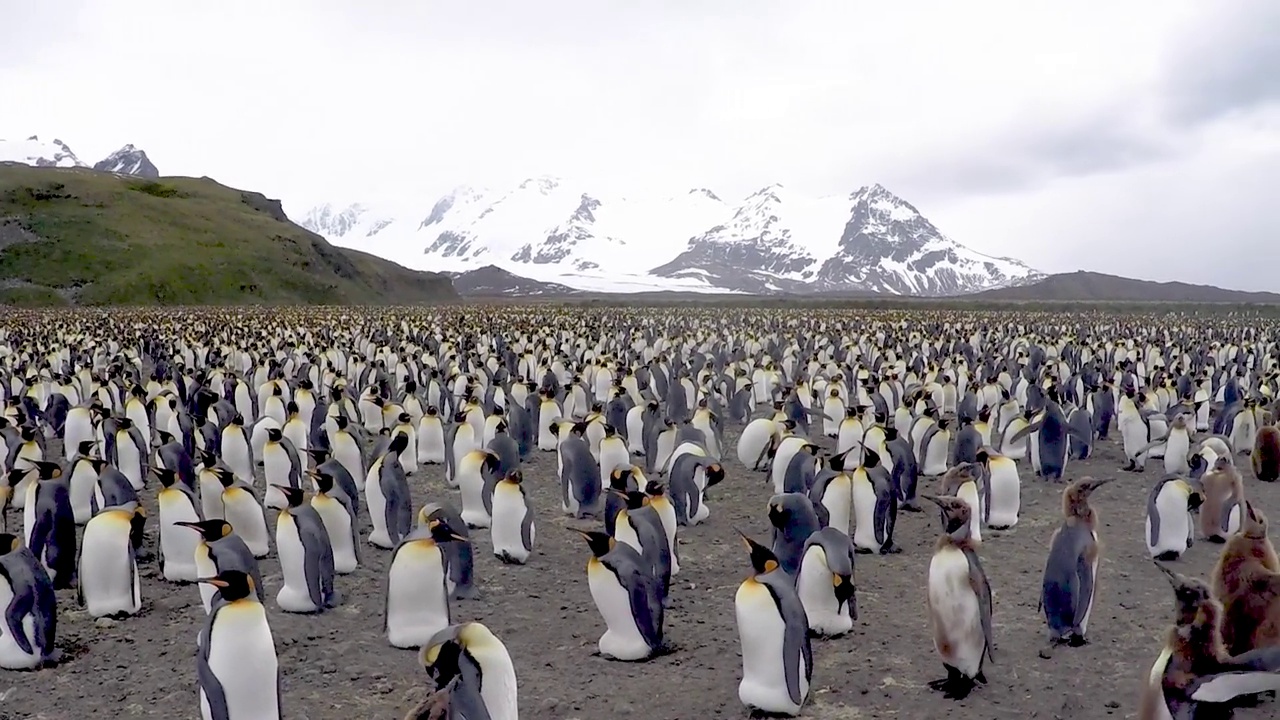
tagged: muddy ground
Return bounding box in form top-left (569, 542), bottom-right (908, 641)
top-left (1, 427), bottom-right (1278, 720)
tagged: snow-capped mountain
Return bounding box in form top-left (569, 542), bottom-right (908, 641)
top-left (1, 136), bottom-right (160, 177)
top-left (93, 144), bottom-right (159, 178)
top-left (298, 177), bottom-right (1042, 295)
top-left (0, 136), bottom-right (87, 168)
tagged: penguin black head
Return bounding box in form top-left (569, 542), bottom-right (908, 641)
top-left (705, 463), bottom-right (726, 488)
top-left (266, 428), bottom-right (283, 442)
top-left (175, 519), bottom-right (233, 542)
top-left (862, 449), bottom-right (882, 469)
top-left (215, 469), bottom-right (237, 487)
top-left (571, 421), bottom-right (590, 437)
top-left (0, 533), bottom-right (20, 555)
top-left (397, 412), bottom-right (412, 425)
top-left (77, 439), bottom-right (96, 457)
top-left (427, 517), bottom-right (467, 544)
top-left (503, 469), bottom-right (523, 485)
top-left (615, 489), bottom-right (647, 510)
top-left (280, 485), bottom-right (304, 508)
top-left (157, 429), bottom-right (176, 446)
top-left (19, 425), bottom-right (37, 441)
top-left (1154, 562), bottom-right (1213, 619)
top-left (336, 415), bottom-right (350, 430)
top-left (573, 529), bottom-right (614, 558)
top-left (308, 448), bottom-right (329, 465)
top-left (311, 468), bottom-right (335, 494)
top-left (736, 529), bottom-right (780, 576)
top-left (975, 448), bottom-right (990, 467)
top-left (426, 405), bottom-right (439, 417)
top-left (32, 461), bottom-right (62, 480)
top-left (384, 431), bottom-right (407, 456)
top-left (767, 499), bottom-right (790, 527)
top-left (603, 423), bottom-right (616, 437)
top-left (232, 413), bottom-right (245, 426)
top-left (198, 570), bottom-right (256, 603)
top-left (286, 401), bottom-right (300, 416)
top-left (644, 479), bottom-right (665, 498)
top-left (152, 467), bottom-right (179, 488)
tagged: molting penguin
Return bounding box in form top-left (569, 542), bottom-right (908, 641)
top-left (195, 570), bottom-right (281, 720)
top-left (1039, 477), bottom-right (1110, 653)
top-left (1254, 424), bottom-right (1280, 482)
top-left (795, 527), bottom-right (857, 638)
top-left (939, 462), bottom-right (984, 544)
top-left (923, 494), bottom-right (994, 700)
top-left (574, 529), bottom-right (665, 662)
top-left (386, 518), bottom-right (465, 649)
top-left (734, 530), bottom-right (812, 717)
top-left (1211, 503), bottom-right (1280, 655)
top-left (1138, 562), bottom-right (1280, 719)
top-left (490, 470), bottom-right (535, 565)
top-left (274, 485), bottom-right (338, 613)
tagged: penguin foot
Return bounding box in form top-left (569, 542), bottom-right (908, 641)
top-left (1067, 633), bottom-right (1088, 648)
top-left (879, 543), bottom-right (902, 555)
top-left (854, 547), bottom-right (875, 555)
top-left (451, 586), bottom-right (478, 601)
top-left (1154, 550), bottom-right (1181, 562)
top-left (943, 677), bottom-right (976, 700)
top-left (900, 502), bottom-right (923, 513)
top-left (1038, 645), bottom-right (1055, 659)
top-left (495, 551), bottom-right (525, 565)
top-left (1207, 535), bottom-right (1227, 544)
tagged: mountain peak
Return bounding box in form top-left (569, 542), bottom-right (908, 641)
top-left (93, 144), bottom-right (159, 178)
top-left (0, 135), bottom-right (87, 168)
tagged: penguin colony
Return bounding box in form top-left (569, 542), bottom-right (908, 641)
top-left (4, 307), bottom-right (1280, 718)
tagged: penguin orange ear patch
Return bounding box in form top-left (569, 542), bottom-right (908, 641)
top-left (763, 559), bottom-right (779, 574)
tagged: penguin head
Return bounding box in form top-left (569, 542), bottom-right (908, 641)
top-left (197, 570), bottom-right (255, 603)
top-left (427, 518), bottom-right (467, 544)
top-left (705, 462), bottom-right (726, 488)
top-left (279, 485), bottom-right (304, 508)
top-left (175, 519), bottom-right (233, 542)
top-left (77, 439), bottom-right (97, 457)
top-left (1154, 562), bottom-right (1214, 621)
top-left (266, 428), bottom-right (283, 443)
top-left (735, 529), bottom-right (780, 576)
top-left (608, 467), bottom-right (633, 491)
top-left (286, 401), bottom-right (300, 417)
top-left (215, 469), bottom-right (237, 488)
top-left (573, 529), bottom-right (615, 558)
top-left (766, 499), bottom-right (790, 527)
top-left (643, 479), bottom-right (665, 498)
top-left (32, 461), bottom-right (62, 481)
top-left (1242, 502), bottom-right (1269, 539)
top-left (152, 467), bottom-right (179, 488)
top-left (502, 469), bottom-right (523, 485)
top-left (603, 423), bottom-right (616, 438)
top-left (1064, 477), bottom-right (1112, 516)
top-left (0, 533), bottom-right (21, 555)
top-left (923, 494), bottom-right (971, 534)
top-left (614, 489), bottom-right (648, 510)
top-left (18, 425), bottom-right (36, 442)
top-left (426, 405), bottom-right (439, 417)
top-left (157, 429), bottom-right (176, 446)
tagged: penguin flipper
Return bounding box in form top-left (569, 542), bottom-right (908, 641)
top-left (1188, 646), bottom-right (1280, 703)
top-left (627, 568), bottom-right (663, 652)
top-left (196, 632), bottom-right (232, 720)
top-left (965, 549), bottom-right (995, 664)
top-left (0, 564), bottom-right (35, 656)
top-left (297, 515), bottom-right (328, 609)
top-left (1073, 549), bottom-right (1096, 632)
top-left (1008, 421), bottom-right (1042, 447)
top-left (1146, 482), bottom-right (1164, 549)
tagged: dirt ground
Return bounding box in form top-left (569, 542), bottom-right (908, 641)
top-left (2, 425), bottom-right (1278, 720)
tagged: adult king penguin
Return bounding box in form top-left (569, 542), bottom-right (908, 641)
top-left (795, 527), bottom-right (857, 637)
top-left (923, 494), bottom-right (994, 700)
top-left (196, 570), bottom-right (281, 720)
top-left (1040, 477), bottom-right (1110, 654)
top-left (274, 486), bottom-right (339, 613)
top-left (0, 533), bottom-right (58, 669)
top-left (574, 529), bottom-right (665, 662)
top-left (734, 530), bottom-right (812, 717)
top-left (386, 517), bottom-right (465, 649)
top-left (419, 623), bottom-right (519, 720)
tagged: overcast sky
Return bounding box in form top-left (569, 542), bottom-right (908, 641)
top-left (3, 1), bottom-right (1278, 290)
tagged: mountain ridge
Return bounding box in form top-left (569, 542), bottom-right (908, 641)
top-left (300, 177), bottom-right (1044, 295)
top-left (1, 136), bottom-right (161, 178)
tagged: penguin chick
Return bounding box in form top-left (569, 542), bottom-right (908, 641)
top-left (1040, 477), bottom-right (1111, 653)
top-left (1139, 563), bottom-right (1280, 719)
top-left (1200, 457), bottom-right (1245, 544)
top-left (1253, 425), bottom-right (1280, 482)
top-left (923, 494), bottom-right (994, 701)
top-left (1212, 503), bottom-right (1280, 655)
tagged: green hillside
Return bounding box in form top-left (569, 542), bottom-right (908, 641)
top-left (0, 164), bottom-right (457, 306)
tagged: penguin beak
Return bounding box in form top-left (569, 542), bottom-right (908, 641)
top-left (1154, 562), bottom-right (1182, 588)
top-left (921, 494), bottom-right (944, 507)
top-left (173, 521), bottom-right (202, 529)
top-left (196, 576), bottom-right (229, 588)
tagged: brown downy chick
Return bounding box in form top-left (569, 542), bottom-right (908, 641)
top-left (1212, 503), bottom-right (1280, 655)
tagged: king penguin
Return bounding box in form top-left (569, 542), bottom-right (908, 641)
top-left (174, 519), bottom-right (264, 613)
top-left (1145, 474), bottom-right (1202, 561)
top-left (418, 623), bottom-right (520, 720)
top-left (366, 432), bottom-right (413, 549)
top-left (795, 526), bottom-right (857, 637)
top-left (574, 529), bottom-right (665, 662)
top-left (78, 502), bottom-right (144, 618)
top-left (734, 530), bottom-right (812, 717)
top-left (1039, 477), bottom-right (1110, 653)
top-left (385, 517), bottom-right (465, 649)
top-left (195, 570), bottom-right (281, 720)
top-left (0, 533), bottom-right (58, 669)
top-left (309, 470), bottom-right (360, 574)
top-left (155, 467), bottom-right (202, 583)
top-left (22, 461), bottom-right (76, 589)
top-left (923, 494), bottom-right (994, 700)
top-left (490, 470), bottom-right (535, 565)
top-left (274, 485), bottom-right (338, 613)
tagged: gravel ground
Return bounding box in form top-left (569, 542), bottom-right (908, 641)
top-left (1, 426), bottom-right (1277, 720)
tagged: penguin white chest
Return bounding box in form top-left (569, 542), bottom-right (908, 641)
top-left (313, 498), bottom-right (358, 574)
top-left (1148, 484), bottom-right (1192, 558)
top-left (79, 513), bottom-right (141, 618)
top-left (491, 487), bottom-right (532, 564)
top-left (117, 437), bottom-right (144, 490)
top-left (194, 543), bottom-right (218, 612)
top-left (817, 476), bottom-right (852, 537)
top-left (849, 477), bottom-right (880, 552)
top-left (796, 546), bottom-right (852, 637)
top-left (955, 481), bottom-right (983, 543)
top-left (365, 462), bottom-right (391, 547)
top-left (457, 462), bottom-right (491, 529)
top-left (588, 560), bottom-right (649, 660)
top-left (274, 513), bottom-right (318, 613)
top-left (158, 490), bottom-right (201, 582)
top-left (199, 473), bottom-right (225, 521)
top-left (222, 490), bottom-right (270, 558)
top-left (927, 547), bottom-right (983, 678)
top-left (736, 579), bottom-right (805, 715)
top-left (262, 446), bottom-right (291, 509)
top-left (598, 440), bottom-right (629, 487)
top-left (417, 419), bottom-right (446, 464)
top-left (201, 602), bottom-right (280, 720)
top-left (985, 461), bottom-right (1021, 529)
top-left (334, 435), bottom-right (364, 490)
top-left (0, 580), bottom-right (40, 668)
top-left (386, 542), bottom-right (450, 648)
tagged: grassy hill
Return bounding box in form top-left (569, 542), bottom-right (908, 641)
top-left (968, 271), bottom-right (1280, 304)
top-left (0, 164), bottom-right (457, 306)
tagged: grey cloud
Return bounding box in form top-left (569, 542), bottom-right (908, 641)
top-left (1160, 3), bottom-right (1280, 124)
